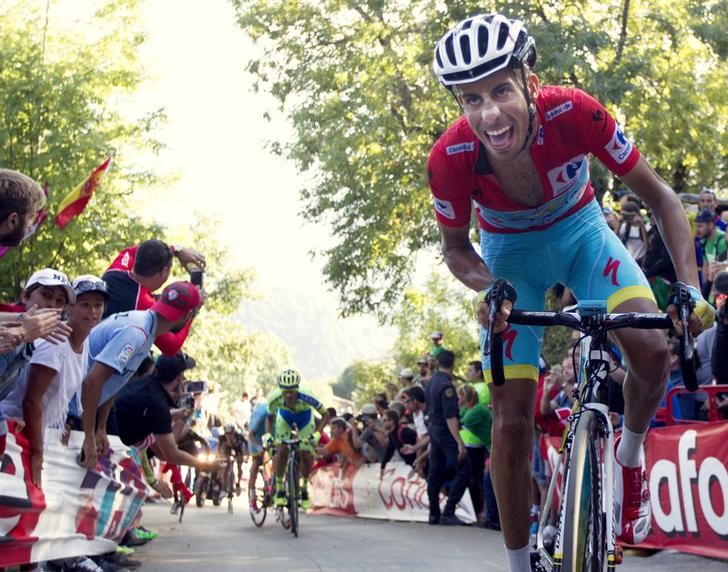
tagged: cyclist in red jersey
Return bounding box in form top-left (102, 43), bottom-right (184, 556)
top-left (102, 239), bottom-right (206, 356)
top-left (429, 14), bottom-right (713, 571)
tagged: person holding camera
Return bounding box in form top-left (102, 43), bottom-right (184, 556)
top-left (350, 403), bottom-right (388, 464)
top-left (102, 238), bottom-right (206, 356)
top-left (114, 352), bottom-right (219, 484)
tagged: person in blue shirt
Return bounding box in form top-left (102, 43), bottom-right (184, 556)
top-left (79, 281), bottom-right (201, 469)
top-left (246, 400), bottom-right (270, 509)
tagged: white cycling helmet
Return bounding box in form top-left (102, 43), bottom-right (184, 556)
top-left (433, 13), bottom-right (536, 87)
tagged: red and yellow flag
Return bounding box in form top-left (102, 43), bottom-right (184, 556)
top-left (54, 156), bottom-right (112, 229)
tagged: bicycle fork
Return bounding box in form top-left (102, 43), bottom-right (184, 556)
top-left (534, 403), bottom-right (618, 572)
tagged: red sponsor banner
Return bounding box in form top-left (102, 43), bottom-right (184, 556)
top-left (542, 423), bottom-right (728, 560)
top-left (641, 423), bottom-right (728, 559)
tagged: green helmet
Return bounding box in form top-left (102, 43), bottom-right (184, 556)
top-left (277, 368), bottom-right (301, 389)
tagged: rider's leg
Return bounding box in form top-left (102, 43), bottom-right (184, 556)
top-left (273, 445), bottom-right (289, 480)
top-left (489, 379), bottom-right (537, 550)
top-left (300, 450), bottom-right (313, 490)
top-left (248, 454), bottom-right (262, 498)
top-left (609, 297), bottom-right (669, 544)
top-left (610, 297), bottom-right (670, 463)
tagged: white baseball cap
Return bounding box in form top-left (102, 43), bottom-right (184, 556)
top-left (399, 367), bottom-right (414, 378)
top-left (25, 268), bottom-right (76, 304)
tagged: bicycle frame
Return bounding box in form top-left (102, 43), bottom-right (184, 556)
top-left (535, 331), bottom-right (618, 572)
top-left (487, 281), bottom-right (697, 572)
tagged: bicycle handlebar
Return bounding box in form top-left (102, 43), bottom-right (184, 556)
top-left (488, 281), bottom-right (698, 391)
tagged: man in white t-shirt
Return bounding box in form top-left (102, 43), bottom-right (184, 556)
top-left (0, 276), bottom-right (109, 488)
top-left (400, 385), bottom-right (430, 476)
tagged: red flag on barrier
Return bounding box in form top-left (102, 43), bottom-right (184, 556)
top-left (54, 157), bottom-right (112, 229)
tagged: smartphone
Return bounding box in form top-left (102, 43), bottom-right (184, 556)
top-left (184, 380), bottom-right (208, 394)
top-left (189, 268), bottom-right (203, 288)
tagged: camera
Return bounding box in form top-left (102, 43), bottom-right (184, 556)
top-left (189, 265), bottom-right (203, 288)
top-left (184, 380), bottom-right (208, 394)
top-left (178, 394), bottom-right (195, 410)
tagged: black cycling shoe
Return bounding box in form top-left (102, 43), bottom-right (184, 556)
top-left (428, 513), bottom-right (440, 525)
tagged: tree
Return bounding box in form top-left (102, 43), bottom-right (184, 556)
top-left (0, 0), bottom-right (164, 296)
top-left (333, 358), bottom-right (396, 404)
top-left (390, 271), bottom-right (480, 376)
top-left (232, 0), bottom-right (727, 317)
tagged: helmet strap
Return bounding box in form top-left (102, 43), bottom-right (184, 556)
top-left (518, 65), bottom-right (536, 153)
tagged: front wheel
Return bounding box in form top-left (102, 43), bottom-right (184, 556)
top-left (560, 410), bottom-right (607, 572)
top-left (287, 452), bottom-right (299, 537)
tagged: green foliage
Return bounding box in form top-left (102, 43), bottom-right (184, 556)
top-left (232, 0), bottom-right (727, 317)
top-left (391, 271), bottom-right (480, 374)
top-left (332, 357), bottom-right (396, 404)
top-left (0, 0), bottom-right (164, 295)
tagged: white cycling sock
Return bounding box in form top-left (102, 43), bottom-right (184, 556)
top-left (616, 426), bottom-right (646, 468)
top-left (505, 544), bottom-right (531, 572)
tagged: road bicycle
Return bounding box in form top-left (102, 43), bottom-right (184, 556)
top-left (249, 450), bottom-right (291, 530)
top-left (486, 280), bottom-right (697, 571)
top-left (281, 433), bottom-right (303, 537)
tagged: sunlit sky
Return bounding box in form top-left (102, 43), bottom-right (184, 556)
top-left (45, 0), bottom-right (401, 378)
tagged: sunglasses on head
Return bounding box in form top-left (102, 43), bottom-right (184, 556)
top-left (74, 279), bottom-right (108, 295)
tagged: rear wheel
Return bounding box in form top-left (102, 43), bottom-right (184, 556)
top-left (287, 451), bottom-right (299, 537)
top-left (560, 410), bottom-right (606, 572)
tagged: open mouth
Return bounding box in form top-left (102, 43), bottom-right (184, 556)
top-left (484, 125), bottom-right (514, 150)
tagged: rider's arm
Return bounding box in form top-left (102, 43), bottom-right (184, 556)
top-left (621, 158), bottom-right (699, 288)
top-left (438, 221), bottom-right (494, 292)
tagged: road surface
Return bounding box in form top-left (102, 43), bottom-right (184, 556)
top-left (133, 497), bottom-right (726, 571)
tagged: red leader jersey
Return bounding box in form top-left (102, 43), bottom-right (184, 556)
top-left (102, 245), bottom-right (192, 356)
top-left (428, 86), bottom-right (641, 234)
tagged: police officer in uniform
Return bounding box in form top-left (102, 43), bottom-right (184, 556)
top-left (425, 349), bottom-right (471, 525)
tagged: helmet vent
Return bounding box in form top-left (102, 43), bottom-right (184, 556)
top-left (477, 26), bottom-right (489, 58)
top-left (496, 23), bottom-right (509, 50)
top-left (444, 34), bottom-right (456, 66)
top-left (459, 34), bottom-right (471, 64)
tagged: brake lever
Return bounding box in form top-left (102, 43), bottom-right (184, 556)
top-left (483, 281), bottom-right (503, 357)
top-left (672, 282), bottom-right (698, 392)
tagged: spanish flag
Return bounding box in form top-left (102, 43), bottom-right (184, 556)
top-left (54, 156), bottom-right (112, 229)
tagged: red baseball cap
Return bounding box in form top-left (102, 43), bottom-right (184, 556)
top-left (151, 281), bottom-right (202, 322)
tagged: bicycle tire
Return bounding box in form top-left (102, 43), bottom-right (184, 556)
top-left (178, 496), bottom-right (186, 523)
top-left (287, 450), bottom-right (299, 537)
top-left (250, 467), bottom-right (268, 527)
top-left (560, 410), bottom-right (607, 572)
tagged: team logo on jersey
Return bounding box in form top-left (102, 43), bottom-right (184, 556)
top-left (544, 101), bottom-right (573, 121)
top-left (121, 251), bottom-right (131, 269)
top-left (547, 155), bottom-right (588, 197)
top-left (433, 198), bottom-right (456, 220)
top-left (118, 344), bottom-right (135, 366)
top-left (605, 125), bottom-right (633, 164)
top-left (446, 142), bottom-right (475, 155)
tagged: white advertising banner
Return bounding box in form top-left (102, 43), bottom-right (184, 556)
top-left (310, 461), bottom-right (476, 523)
top-left (0, 422), bottom-right (149, 568)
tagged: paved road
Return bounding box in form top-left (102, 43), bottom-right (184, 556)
top-left (133, 497), bottom-right (726, 571)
